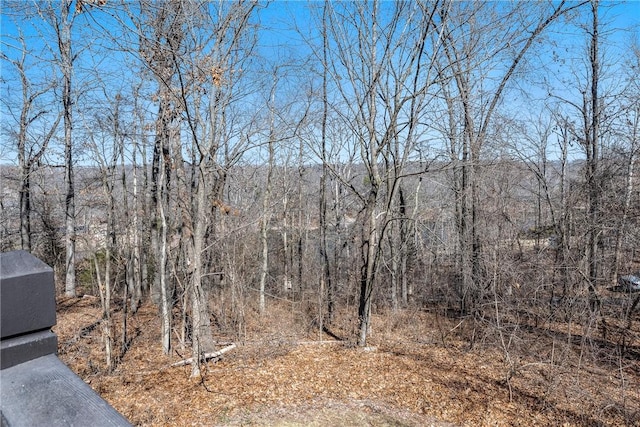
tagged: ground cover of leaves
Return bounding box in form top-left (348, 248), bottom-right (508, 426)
top-left (54, 296), bottom-right (639, 426)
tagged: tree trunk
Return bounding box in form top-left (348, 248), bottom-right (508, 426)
top-left (189, 163), bottom-right (217, 377)
top-left (586, 0), bottom-right (601, 311)
top-left (259, 80), bottom-right (278, 314)
top-left (19, 166), bottom-right (31, 252)
top-left (358, 193), bottom-right (378, 347)
top-left (60, 2), bottom-right (76, 298)
top-left (259, 144), bottom-right (273, 314)
top-left (157, 149), bottom-right (171, 355)
top-left (320, 4), bottom-right (333, 321)
top-left (190, 198), bottom-right (210, 376)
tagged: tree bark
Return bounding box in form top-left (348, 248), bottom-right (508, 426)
top-left (586, 0), bottom-right (601, 310)
top-left (58, 1), bottom-right (76, 298)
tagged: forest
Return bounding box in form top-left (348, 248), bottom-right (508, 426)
top-left (1, 1), bottom-right (639, 425)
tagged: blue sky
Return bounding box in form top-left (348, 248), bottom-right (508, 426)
top-left (2, 1), bottom-right (638, 66)
top-left (1, 1), bottom-right (639, 165)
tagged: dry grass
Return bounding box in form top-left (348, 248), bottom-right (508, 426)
top-left (53, 295), bottom-right (640, 426)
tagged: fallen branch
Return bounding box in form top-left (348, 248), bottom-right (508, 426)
top-left (296, 340), bottom-right (343, 345)
top-left (171, 343), bottom-right (236, 367)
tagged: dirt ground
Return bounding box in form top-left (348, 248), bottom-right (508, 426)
top-left (53, 296), bottom-right (640, 426)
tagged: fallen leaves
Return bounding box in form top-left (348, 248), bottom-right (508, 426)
top-left (53, 298), bottom-right (640, 426)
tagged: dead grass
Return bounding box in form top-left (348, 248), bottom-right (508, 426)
top-left (53, 295), bottom-right (640, 426)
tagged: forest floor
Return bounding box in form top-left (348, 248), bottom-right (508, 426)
top-left (54, 295), bottom-right (640, 426)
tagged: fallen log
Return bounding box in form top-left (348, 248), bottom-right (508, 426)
top-left (171, 343), bottom-right (236, 367)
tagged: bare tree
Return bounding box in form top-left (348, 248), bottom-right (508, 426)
top-left (134, 0), bottom-right (189, 354)
top-left (319, 1), bottom-right (333, 321)
top-left (84, 92), bottom-right (127, 371)
top-left (437, 0), bottom-right (587, 314)
top-left (320, 1), bottom-right (444, 346)
top-left (25, 0), bottom-right (82, 296)
top-left (543, 0), bottom-right (607, 311)
top-left (547, 0), bottom-right (620, 311)
top-left (57, 1), bottom-right (78, 297)
top-left (585, 0), bottom-right (602, 309)
top-left (612, 41), bottom-right (640, 285)
top-left (1, 33), bottom-right (62, 253)
top-left (258, 72), bottom-right (278, 314)
top-left (136, 0), bottom-right (259, 375)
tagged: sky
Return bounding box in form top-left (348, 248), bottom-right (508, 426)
top-left (2, 1), bottom-right (639, 72)
top-left (1, 1), bottom-right (639, 165)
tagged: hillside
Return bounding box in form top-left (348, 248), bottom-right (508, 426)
top-left (54, 296), bottom-right (640, 426)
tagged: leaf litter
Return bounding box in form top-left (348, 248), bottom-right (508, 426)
top-left (53, 296), bottom-right (639, 426)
